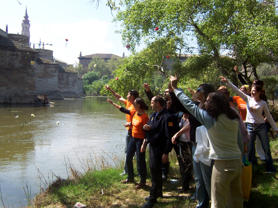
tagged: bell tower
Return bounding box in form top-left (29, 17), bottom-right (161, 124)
top-left (21, 8), bottom-right (30, 39)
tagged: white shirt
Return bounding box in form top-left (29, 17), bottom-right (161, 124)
top-left (194, 125), bottom-right (211, 166)
top-left (227, 80), bottom-right (278, 131)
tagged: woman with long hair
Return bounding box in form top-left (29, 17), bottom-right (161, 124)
top-left (170, 75), bottom-right (243, 208)
top-left (220, 76), bottom-right (278, 173)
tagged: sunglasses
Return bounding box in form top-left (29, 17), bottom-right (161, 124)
top-left (196, 87), bottom-right (204, 93)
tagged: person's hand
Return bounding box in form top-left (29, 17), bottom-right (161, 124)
top-left (168, 82), bottom-right (174, 93)
top-left (233, 65), bottom-right (239, 73)
top-left (124, 122), bottom-right (131, 127)
top-left (143, 124), bottom-right (151, 131)
top-left (162, 154), bottom-right (169, 164)
top-left (219, 76), bottom-right (228, 83)
top-left (107, 98), bottom-right (113, 104)
top-left (170, 75), bottom-right (178, 89)
top-left (140, 144), bottom-right (146, 153)
top-left (143, 83), bottom-right (151, 92)
top-left (171, 134), bottom-right (178, 144)
top-left (140, 140), bottom-right (147, 152)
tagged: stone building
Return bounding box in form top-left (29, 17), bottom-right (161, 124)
top-left (0, 10), bottom-right (84, 104)
top-left (78, 53), bottom-right (121, 69)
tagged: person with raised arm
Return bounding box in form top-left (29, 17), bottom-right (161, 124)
top-left (220, 76), bottom-right (278, 173)
top-left (105, 85), bottom-right (139, 175)
top-left (107, 97), bottom-right (148, 188)
top-left (170, 75), bottom-right (243, 208)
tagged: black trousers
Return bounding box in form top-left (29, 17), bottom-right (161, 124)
top-left (173, 141), bottom-right (193, 190)
top-left (149, 144), bottom-right (163, 199)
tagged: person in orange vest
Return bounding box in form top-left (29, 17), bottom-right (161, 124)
top-left (107, 97), bottom-right (149, 188)
top-left (232, 85), bottom-right (250, 121)
top-left (105, 85), bottom-right (139, 175)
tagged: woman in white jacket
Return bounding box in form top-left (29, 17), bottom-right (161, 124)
top-left (220, 76), bottom-right (278, 173)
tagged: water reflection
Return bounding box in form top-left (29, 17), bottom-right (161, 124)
top-left (0, 97), bottom-right (126, 207)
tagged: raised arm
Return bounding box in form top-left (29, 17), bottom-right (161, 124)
top-left (170, 75), bottom-right (214, 129)
top-left (233, 65), bottom-right (247, 85)
top-left (143, 83), bottom-right (154, 101)
top-left (107, 98), bottom-right (130, 115)
top-left (105, 85), bottom-right (126, 104)
top-left (220, 76), bottom-right (249, 102)
top-left (107, 98), bottom-right (121, 109)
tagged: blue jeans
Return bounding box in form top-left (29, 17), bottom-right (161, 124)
top-left (246, 123), bottom-right (275, 171)
top-left (126, 137), bottom-right (147, 183)
top-left (124, 131), bottom-right (132, 173)
top-left (192, 145), bottom-right (212, 208)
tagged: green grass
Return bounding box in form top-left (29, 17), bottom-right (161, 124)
top-left (33, 136), bottom-right (278, 208)
top-left (246, 139), bottom-right (278, 208)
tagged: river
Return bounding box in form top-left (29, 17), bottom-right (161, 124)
top-left (0, 97), bottom-right (127, 208)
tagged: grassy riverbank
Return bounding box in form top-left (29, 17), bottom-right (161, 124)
top-left (31, 138), bottom-right (278, 208)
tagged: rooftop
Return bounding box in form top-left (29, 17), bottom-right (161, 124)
top-left (79, 53), bottom-right (121, 59)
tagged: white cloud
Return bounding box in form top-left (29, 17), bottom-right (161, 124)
top-left (30, 19), bottom-right (125, 64)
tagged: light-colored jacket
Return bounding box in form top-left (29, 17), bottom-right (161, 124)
top-left (174, 88), bottom-right (242, 160)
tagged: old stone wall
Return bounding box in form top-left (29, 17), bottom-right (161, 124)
top-left (8, 34), bottom-right (29, 48)
top-left (0, 48), bottom-right (83, 104)
top-left (35, 49), bottom-right (54, 61)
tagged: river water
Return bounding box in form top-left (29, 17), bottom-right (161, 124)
top-left (0, 97), bottom-right (127, 208)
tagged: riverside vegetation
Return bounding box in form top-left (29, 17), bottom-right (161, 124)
top-left (30, 135), bottom-right (278, 208)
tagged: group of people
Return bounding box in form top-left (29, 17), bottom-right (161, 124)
top-left (105, 70), bottom-right (278, 208)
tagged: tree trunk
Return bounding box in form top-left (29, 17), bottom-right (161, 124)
top-left (252, 65), bottom-right (259, 80)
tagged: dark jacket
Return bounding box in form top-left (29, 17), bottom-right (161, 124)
top-left (145, 90), bottom-right (201, 143)
top-left (146, 108), bottom-right (174, 154)
top-left (169, 92), bottom-right (201, 143)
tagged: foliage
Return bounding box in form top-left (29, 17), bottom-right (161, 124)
top-left (261, 76), bottom-right (278, 105)
top-left (257, 63), bottom-right (278, 77)
top-left (83, 57), bottom-right (123, 95)
top-left (82, 71), bottom-right (101, 85)
top-left (65, 64), bottom-right (85, 77)
top-left (88, 57), bottom-right (123, 79)
top-left (102, 37), bottom-right (181, 98)
top-left (111, 0), bottom-right (278, 81)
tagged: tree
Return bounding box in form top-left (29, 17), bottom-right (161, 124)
top-left (261, 76), bottom-right (278, 105)
top-left (82, 71), bottom-right (101, 85)
top-left (102, 37), bottom-right (180, 97)
top-left (83, 57), bottom-right (123, 95)
top-left (110, 0), bottom-right (278, 81)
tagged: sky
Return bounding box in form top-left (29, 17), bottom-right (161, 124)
top-left (0, 0), bottom-right (130, 65)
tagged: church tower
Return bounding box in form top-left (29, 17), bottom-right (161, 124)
top-left (21, 8), bottom-right (30, 39)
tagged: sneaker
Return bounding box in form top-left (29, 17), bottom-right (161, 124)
top-left (162, 172), bottom-right (167, 181)
top-left (265, 167), bottom-right (276, 174)
top-left (120, 171), bottom-right (127, 176)
top-left (142, 198), bottom-right (157, 208)
top-left (190, 194), bottom-right (196, 201)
